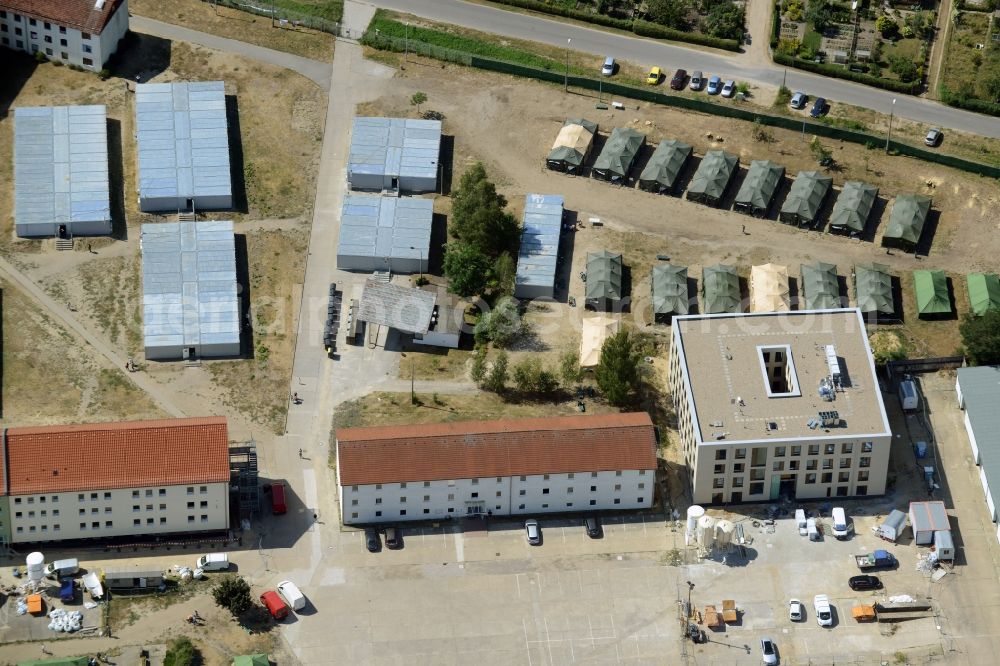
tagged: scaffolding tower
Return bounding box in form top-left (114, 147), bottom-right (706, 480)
top-left (230, 440), bottom-right (260, 523)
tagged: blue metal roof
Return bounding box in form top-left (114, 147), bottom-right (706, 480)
top-left (515, 194), bottom-right (563, 295)
top-left (337, 195), bottom-right (433, 263)
top-left (348, 117), bottom-right (441, 181)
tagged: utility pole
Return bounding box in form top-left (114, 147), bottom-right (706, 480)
top-left (885, 98), bottom-right (896, 153)
top-left (564, 38), bottom-right (571, 92)
top-left (404, 22), bottom-right (409, 70)
top-left (271, 0), bottom-right (276, 27)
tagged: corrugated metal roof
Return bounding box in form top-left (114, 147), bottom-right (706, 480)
top-left (909, 500), bottom-right (949, 532)
top-left (14, 105), bottom-right (110, 232)
top-left (141, 221), bottom-right (239, 353)
top-left (135, 82), bottom-right (231, 204)
top-left (337, 195), bottom-right (432, 263)
top-left (958, 366), bottom-right (1000, 515)
top-left (358, 279), bottom-right (436, 334)
top-left (515, 194), bottom-right (563, 294)
top-left (348, 117), bottom-right (441, 181)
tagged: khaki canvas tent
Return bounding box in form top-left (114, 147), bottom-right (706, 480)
top-left (639, 139), bottom-right (692, 194)
top-left (652, 264), bottom-right (689, 322)
top-left (854, 262), bottom-right (894, 318)
top-left (686, 150), bottom-right (738, 207)
top-left (580, 315), bottom-right (621, 367)
top-left (702, 264), bottom-right (741, 314)
top-left (967, 273), bottom-right (1000, 316)
top-left (750, 263), bottom-right (790, 312)
top-left (734, 160), bottom-right (785, 217)
top-left (546, 118), bottom-right (598, 173)
top-left (585, 250), bottom-right (624, 311)
top-left (914, 270), bottom-right (951, 318)
top-left (829, 181), bottom-right (878, 236)
top-left (780, 171), bottom-right (832, 226)
top-left (592, 127), bottom-right (645, 182)
top-left (800, 262), bottom-right (841, 310)
top-left (882, 194), bottom-right (931, 251)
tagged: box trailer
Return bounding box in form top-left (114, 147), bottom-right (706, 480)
top-left (899, 379), bottom-right (920, 411)
top-left (874, 510), bottom-right (907, 542)
top-left (934, 530), bottom-right (954, 561)
top-left (271, 482), bottom-right (288, 515)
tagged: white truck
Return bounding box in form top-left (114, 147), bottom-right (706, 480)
top-left (45, 558), bottom-right (80, 579)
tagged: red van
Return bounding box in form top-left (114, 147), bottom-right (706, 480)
top-left (271, 482), bottom-right (287, 515)
top-left (260, 591), bottom-right (289, 620)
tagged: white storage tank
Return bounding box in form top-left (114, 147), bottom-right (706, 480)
top-left (715, 519), bottom-right (735, 547)
top-left (26, 552), bottom-right (45, 584)
top-left (686, 505), bottom-right (706, 533)
top-left (697, 515), bottom-right (717, 549)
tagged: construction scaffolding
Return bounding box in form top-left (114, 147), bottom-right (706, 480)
top-left (230, 440), bottom-right (261, 523)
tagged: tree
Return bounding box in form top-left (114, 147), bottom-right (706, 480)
top-left (875, 14), bottom-right (898, 37)
top-left (646, 0), bottom-right (689, 29)
top-left (961, 310), bottom-right (1000, 366)
top-left (470, 347), bottom-right (488, 384)
top-left (980, 72), bottom-right (1000, 102)
top-left (512, 357), bottom-right (559, 396)
top-left (810, 136), bottom-right (832, 163)
top-left (449, 163), bottom-right (520, 258)
top-left (212, 575), bottom-right (253, 618)
top-left (888, 54), bottom-right (918, 82)
top-left (475, 297), bottom-right (523, 348)
top-left (704, 4), bottom-right (744, 40)
top-left (559, 350), bottom-right (582, 387)
top-left (164, 637), bottom-right (198, 666)
top-left (442, 242), bottom-right (491, 297)
top-left (483, 351), bottom-right (509, 393)
top-left (410, 91), bottom-right (427, 114)
top-left (490, 252), bottom-right (517, 297)
top-left (804, 0), bottom-right (832, 32)
top-left (595, 329), bottom-right (642, 407)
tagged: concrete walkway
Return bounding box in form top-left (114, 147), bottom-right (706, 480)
top-left (129, 15), bottom-right (333, 90)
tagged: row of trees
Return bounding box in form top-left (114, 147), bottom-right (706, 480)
top-left (644, 0), bottom-right (745, 39)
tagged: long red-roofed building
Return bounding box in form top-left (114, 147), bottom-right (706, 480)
top-left (0, 0), bottom-right (129, 69)
top-left (335, 412), bottom-right (658, 525)
top-left (0, 417), bottom-right (230, 544)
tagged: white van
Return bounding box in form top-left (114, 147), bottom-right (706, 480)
top-left (806, 518), bottom-right (821, 541)
top-left (831, 507), bottom-right (849, 539)
top-left (45, 558), bottom-right (80, 579)
top-left (795, 509), bottom-right (807, 536)
top-left (196, 553), bottom-right (230, 572)
top-left (277, 580), bottom-right (306, 611)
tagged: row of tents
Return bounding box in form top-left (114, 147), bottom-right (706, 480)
top-left (545, 119), bottom-right (933, 249)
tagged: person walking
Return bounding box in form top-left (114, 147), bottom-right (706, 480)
top-left (298, 448), bottom-right (303, 459)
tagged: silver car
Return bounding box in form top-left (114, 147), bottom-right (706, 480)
top-left (689, 70), bottom-right (704, 91)
top-left (925, 128), bottom-right (942, 147)
top-left (601, 57), bottom-right (615, 76)
top-left (790, 91), bottom-right (808, 109)
top-left (525, 519), bottom-right (541, 545)
top-left (760, 637), bottom-right (778, 665)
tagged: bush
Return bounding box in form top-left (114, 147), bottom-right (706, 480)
top-left (98, 68), bottom-right (111, 80)
top-left (876, 14), bottom-right (898, 37)
top-left (34, 50), bottom-right (48, 63)
top-left (212, 576), bottom-right (253, 618)
top-left (512, 357), bottom-right (559, 396)
top-left (487, 0), bottom-right (632, 30)
top-left (888, 54), bottom-right (919, 83)
top-left (483, 351), bottom-right (509, 393)
top-left (772, 51), bottom-right (923, 94)
top-left (940, 84), bottom-right (1000, 117)
top-left (164, 637), bottom-right (198, 666)
top-left (704, 4), bottom-right (745, 41)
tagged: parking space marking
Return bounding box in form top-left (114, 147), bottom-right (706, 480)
top-left (522, 617), bottom-right (533, 666)
top-left (454, 528), bottom-right (464, 563)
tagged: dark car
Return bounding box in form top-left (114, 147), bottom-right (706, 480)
top-left (385, 527), bottom-right (402, 549)
top-left (585, 517), bottom-right (603, 539)
top-left (849, 575), bottom-right (882, 591)
top-left (365, 527), bottom-right (381, 553)
top-left (810, 97), bottom-right (828, 118)
top-left (670, 69), bottom-right (687, 90)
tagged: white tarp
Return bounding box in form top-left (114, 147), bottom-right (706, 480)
top-left (580, 315), bottom-right (621, 367)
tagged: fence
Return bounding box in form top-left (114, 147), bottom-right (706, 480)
top-left (205, 0), bottom-right (342, 35)
top-left (886, 356), bottom-right (965, 381)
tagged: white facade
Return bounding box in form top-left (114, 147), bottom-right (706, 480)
top-left (339, 470), bottom-right (652, 524)
top-left (0, 1), bottom-right (129, 69)
top-left (7, 481), bottom-right (228, 544)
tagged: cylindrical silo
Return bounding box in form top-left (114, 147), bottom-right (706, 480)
top-left (697, 515), bottom-right (716, 549)
top-left (715, 520), bottom-right (735, 547)
top-left (686, 505), bottom-right (705, 533)
top-left (26, 552), bottom-right (45, 584)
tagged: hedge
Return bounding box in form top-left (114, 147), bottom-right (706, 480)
top-left (773, 52), bottom-right (923, 95)
top-left (631, 20), bottom-right (740, 51)
top-left (770, 6), bottom-right (781, 49)
top-left (486, 0), bottom-right (632, 30)
top-left (939, 84), bottom-right (1000, 118)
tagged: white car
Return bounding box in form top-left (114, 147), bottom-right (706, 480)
top-left (721, 80), bottom-right (736, 98)
top-left (788, 598), bottom-right (804, 622)
top-left (813, 594), bottom-right (833, 627)
top-left (760, 637), bottom-right (778, 665)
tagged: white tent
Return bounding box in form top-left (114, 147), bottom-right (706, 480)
top-left (580, 315), bottom-right (621, 367)
top-left (750, 263), bottom-right (790, 312)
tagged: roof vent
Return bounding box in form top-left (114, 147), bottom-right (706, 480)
top-left (95, 0), bottom-right (106, 9)
top-left (819, 410), bottom-right (841, 427)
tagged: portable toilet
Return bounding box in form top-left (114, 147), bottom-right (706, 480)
top-left (795, 509), bottom-right (807, 536)
top-left (914, 441), bottom-right (928, 459)
top-left (807, 517), bottom-right (821, 541)
top-left (934, 530), bottom-right (955, 561)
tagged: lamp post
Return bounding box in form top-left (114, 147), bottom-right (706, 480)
top-left (404, 21), bottom-right (409, 69)
top-left (885, 98), bottom-right (896, 153)
top-left (565, 38), bottom-right (571, 92)
top-left (409, 245), bottom-right (424, 281)
top-left (686, 580), bottom-right (695, 620)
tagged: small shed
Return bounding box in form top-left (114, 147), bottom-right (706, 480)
top-left (585, 251), bottom-right (624, 311)
top-left (580, 315), bottom-right (621, 367)
top-left (702, 264), bottom-right (741, 314)
top-left (336, 195), bottom-right (432, 274)
top-left (914, 270), bottom-right (951, 318)
top-left (103, 567), bottom-right (165, 589)
top-left (779, 171), bottom-right (832, 226)
top-left (546, 118), bottom-right (597, 173)
top-left (413, 287), bottom-right (464, 349)
top-left (592, 127), bottom-right (645, 182)
top-left (749, 263), bottom-right (790, 312)
top-left (966, 273), bottom-right (1000, 316)
top-left (800, 262), bottom-right (840, 310)
top-left (829, 181), bottom-right (878, 236)
top-left (514, 194), bottom-right (563, 299)
top-left (878, 509), bottom-right (908, 542)
top-left (651, 264), bottom-right (689, 322)
top-left (686, 150), bottom-right (738, 207)
top-left (639, 139), bottom-right (692, 194)
top-left (358, 279), bottom-right (436, 335)
top-left (854, 262), bottom-right (894, 319)
top-left (882, 194), bottom-right (931, 252)
top-left (933, 529), bottom-right (954, 561)
top-left (909, 501), bottom-right (949, 546)
top-left (347, 117), bottom-right (441, 192)
top-left (734, 160), bottom-right (785, 217)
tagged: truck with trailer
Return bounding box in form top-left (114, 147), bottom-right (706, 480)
top-left (854, 550), bottom-right (896, 570)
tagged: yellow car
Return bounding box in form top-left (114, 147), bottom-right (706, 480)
top-left (646, 67), bottom-right (662, 85)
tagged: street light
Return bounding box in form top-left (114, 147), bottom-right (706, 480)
top-left (404, 21), bottom-right (409, 69)
top-left (686, 580), bottom-right (695, 619)
top-left (565, 38), bottom-right (571, 92)
top-left (409, 245), bottom-right (424, 281)
top-left (885, 98), bottom-right (897, 153)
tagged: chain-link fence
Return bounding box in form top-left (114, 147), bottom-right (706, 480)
top-left (207, 0), bottom-right (341, 35)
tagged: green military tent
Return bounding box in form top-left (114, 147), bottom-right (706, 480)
top-left (882, 194), bottom-right (931, 251)
top-left (546, 118), bottom-right (598, 173)
top-left (734, 160), bottom-right (785, 217)
top-left (652, 264), bottom-right (689, 322)
top-left (233, 656), bottom-right (270, 666)
top-left (854, 262), bottom-right (894, 318)
top-left (686, 150), bottom-right (738, 207)
top-left (914, 270), bottom-right (951, 318)
top-left (18, 659), bottom-right (90, 666)
top-left (780, 171), bottom-right (832, 226)
top-left (585, 250), bottom-right (624, 311)
top-left (702, 264), bottom-right (741, 314)
top-left (639, 139), bottom-right (692, 194)
top-left (967, 273), bottom-right (1000, 316)
top-left (829, 181), bottom-right (878, 236)
top-left (800, 262), bottom-right (841, 310)
top-left (592, 127), bottom-right (645, 182)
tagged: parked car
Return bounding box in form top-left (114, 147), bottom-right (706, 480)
top-left (721, 80), bottom-right (736, 98)
top-left (601, 57), bottom-right (616, 76)
top-left (525, 519), bottom-right (541, 545)
top-left (276, 580), bottom-right (306, 611)
top-left (385, 526), bottom-right (402, 549)
top-left (669, 68), bottom-right (687, 90)
top-left (849, 575), bottom-right (883, 591)
top-left (585, 517), bottom-right (603, 539)
top-left (365, 527), bottom-right (381, 553)
top-left (788, 599), bottom-right (804, 622)
top-left (689, 71), bottom-right (704, 91)
top-left (647, 66), bottom-right (663, 85)
top-left (810, 97), bottom-right (828, 118)
top-left (813, 594), bottom-right (833, 627)
top-left (924, 128), bottom-right (943, 147)
top-left (260, 591), bottom-right (290, 620)
top-left (760, 637), bottom-right (779, 665)
top-left (790, 91), bottom-right (808, 109)
top-left (706, 76), bottom-right (723, 95)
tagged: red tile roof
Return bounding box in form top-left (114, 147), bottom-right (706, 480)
top-left (336, 412), bottom-right (657, 486)
top-left (3, 417), bottom-right (230, 495)
top-left (0, 0), bottom-right (125, 35)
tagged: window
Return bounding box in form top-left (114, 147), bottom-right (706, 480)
top-left (201, 515), bottom-right (208, 522)
top-left (751, 469), bottom-right (764, 481)
top-left (40, 510), bottom-right (47, 517)
top-left (518, 504), bottom-right (526, 510)
top-left (842, 442), bottom-right (853, 454)
top-left (29, 18), bottom-right (36, 25)
top-left (614, 484), bottom-right (621, 491)
top-left (159, 504), bottom-right (166, 511)
top-left (520, 476), bottom-right (526, 482)
top-left (402, 496), bottom-right (410, 502)
top-left (105, 521), bottom-right (113, 528)
top-left (590, 499), bottom-right (597, 506)
top-left (400, 510), bottom-right (406, 516)
top-left (80, 523), bottom-right (87, 530)
top-left (375, 498), bottom-right (382, 505)
top-left (495, 505), bottom-right (501, 510)
top-left (472, 478), bottom-right (479, 485)
top-left (133, 490), bottom-right (140, 498)
top-left (714, 463), bottom-right (725, 474)
top-left (715, 450), bottom-right (727, 461)
top-left (637, 497), bottom-right (644, 503)
top-left (616, 471), bottom-right (622, 477)
top-left (566, 502), bottom-right (573, 508)
top-left (567, 473), bottom-right (574, 479)
top-left (15, 512), bottom-right (22, 518)
top-left (351, 499), bottom-right (358, 506)
top-left (838, 472), bottom-right (850, 483)
top-left (592, 472), bottom-right (598, 478)
top-left (590, 485), bottom-right (597, 492)
top-left (103, 492), bottom-right (111, 500)
top-left (199, 486), bottom-right (207, 494)
top-left (16, 527), bottom-right (22, 533)
top-left (713, 478), bottom-right (725, 489)
top-left (639, 470), bottom-right (646, 476)
top-left (791, 446), bottom-right (801, 456)
top-left (91, 507), bottom-right (99, 514)
top-left (774, 446), bottom-right (786, 457)
top-left (821, 473), bottom-right (833, 483)
top-left (772, 461), bottom-right (784, 472)
top-left (823, 459), bottom-right (833, 470)
top-left (186, 502), bottom-right (194, 509)
top-left (423, 509), bottom-right (429, 514)
top-left (825, 443), bottom-right (835, 454)
top-left (496, 491), bottom-right (502, 497)
top-left (751, 448), bottom-right (767, 467)
top-left (519, 490), bottom-right (526, 496)
top-left (856, 485), bottom-right (868, 496)
top-left (749, 482), bottom-right (764, 495)
top-left (146, 504), bottom-right (153, 511)
top-left (806, 460), bottom-right (817, 471)
top-left (0, 10), bottom-right (6, 18)
top-left (52, 496), bottom-right (58, 503)
top-left (858, 470), bottom-right (869, 482)
top-left (400, 482), bottom-right (407, 489)
top-left (187, 487), bottom-right (194, 494)
top-left (862, 441), bottom-right (873, 453)
top-left (200, 501), bottom-right (208, 508)
top-left (13, 13), bottom-right (21, 21)
top-left (159, 489), bottom-right (166, 496)
top-left (14, 498), bottom-right (21, 505)
top-left (735, 448), bottom-right (747, 459)
top-left (59, 37), bottom-right (66, 46)
top-left (789, 460), bottom-right (799, 471)
top-left (733, 463), bottom-right (745, 473)
top-left (808, 445), bottom-right (820, 456)
top-left (542, 488), bottom-right (549, 495)
top-left (78, 494), bottom-right (85, 501)
top-left (147, 518), bottom-right (154, 525)
top-left (638, 483), bottom-right (645, 489)
top-left (613, 499), bottom-right (621, 505)
top-left (82, 32), bottom-right (91, 39)
top-left (160, 517), bottom-right (167, 524)
top-left (423, 495), bottom-right (430, 502)
top-left (840, 458), bottom-right (852, 469)
top-left (423, 481), bottom-right (430, 487)
top-left (30, 30), bottom-right (37, 39)
top-left (59, 26), bottom-right (65, 34)
top-left (567, 487), bottom-right (574, 494)
top-left (53, 509), bottom-right (59, 516)
top-left (447, 494), bottom-right (454, 501)
top-left (805, 473), bottom-right (817, 484)
top-left (732, 477), bottom-right (744, 487)
top-left (375, 484), bottom-right (382, 490)
top-left (859, 457), bottom-right (871, 468)
top-left (79, 508), bottom-right (86, 515)
top-left (54, 524), bottom-right (60, 531)
top-left (44, 22), bottom-right (50, 29)
top-left (375, 511), bottom-right (382, 517)
top-left (188, 516), bottom-right (195, 522)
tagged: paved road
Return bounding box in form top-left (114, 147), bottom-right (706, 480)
top-left (370, 0), bottom-right (1000, 139)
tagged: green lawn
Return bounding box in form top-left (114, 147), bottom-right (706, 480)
top-left (274, 0), bottom-right (343, 22)
top-left (941, 12), bottom-right (1000, 102)
top-left (802, 29), bottom-right (822, 53)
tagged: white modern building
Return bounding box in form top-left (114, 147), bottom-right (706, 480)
top-left (347, 117), bottom-right (441, 193)
top-left (514, 194), bottom-right (563, 300)
top-left (0, 417), bottom-right (230, 545)
top-left (668, 309), bottom-right (892, 505)
top-left (335, 413), bottom-right (658, 524)
top-left (0, 0), bottom-right (129, 69)
top-left (956, 365), bottom-right (1000, 543)
top-left (336, 194), bottom-right (432, 274)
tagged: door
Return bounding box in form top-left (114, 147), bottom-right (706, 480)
top-left (391, 177), bottom-right (399, 191)
top-left (769, 475), bottom-right (781, 500)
